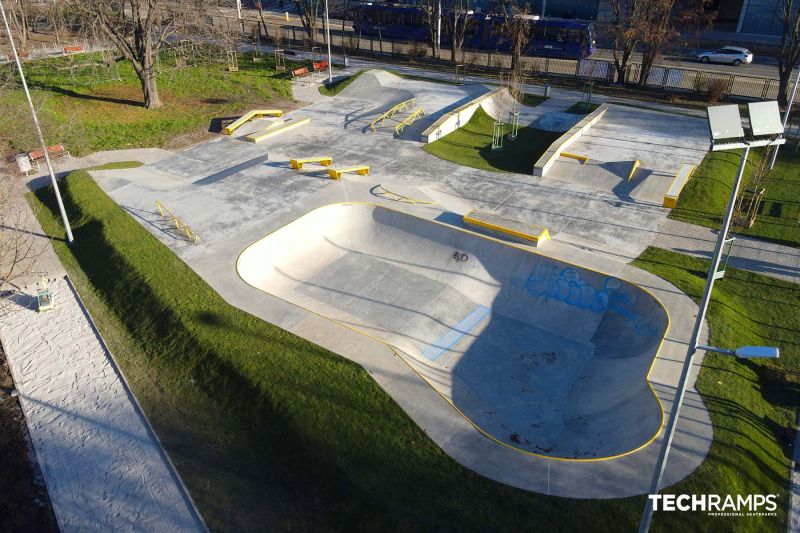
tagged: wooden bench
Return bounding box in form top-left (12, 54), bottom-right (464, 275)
top-left (7, 52), bottom-right (30, 61)
top-left (663, 163), bottom-right (696, 208)
top-left (290, 156), bottom-right (332, 170)
top-left (327, 165), bottom-right (369, 180)
top-left (63, 45), bottom-right (85, 54)
top-left (463, 209), bottom-right (550, 247)
top-left (312, 61), bottom-right (329, 72)
top-left (28, 144), bottom-right (70, 167)
top-left (291, 66), bottom-right (310, 78)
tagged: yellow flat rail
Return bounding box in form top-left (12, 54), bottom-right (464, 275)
top-left (156, 200), bottom-right (199, 243)
top-left (370, 98), bottom-right (416, 131)
top-left (290, 156), bottom-right (333, 170)
top-left (374, 184), bottom-right (436, 205)
top-left (395, 108), bottom-right (425, 134)
top-left (627, 159), bottom-right (641, 182)
top-left (327, 165), bottom-right (369, 180)
top-left (246, 117), bottom-right (310, 143)
top-left (560, 152), bottom-right (588, 165)
top-left (223, 109), bottom-right (283, 135)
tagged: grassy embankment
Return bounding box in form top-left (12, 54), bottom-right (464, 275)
top-left (0, 52), bottom-right (297, 156)
top-left (28, 165), bottom-right (798, 531)
top-left (670, 148), bottom-right (800, 247)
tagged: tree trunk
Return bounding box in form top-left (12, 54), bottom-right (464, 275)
top-left (139, 55), bottom-right (162, 109)
top-left (777, 72), bottom-right (790, 106)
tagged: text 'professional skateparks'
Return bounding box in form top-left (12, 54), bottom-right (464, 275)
top-left (238, 203), bottom-right (669, 460)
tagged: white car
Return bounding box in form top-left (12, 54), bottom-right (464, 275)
top-left (696, 46), bottom-right (753, 66)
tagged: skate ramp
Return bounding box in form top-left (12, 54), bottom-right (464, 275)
top-left (237, 203), bottom-right (668, 460)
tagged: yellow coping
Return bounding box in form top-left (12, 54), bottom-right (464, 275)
top-left (327, 165), bottom-right (369, 180)
top-left (463, 212), bottom-right (550, 245)
top-left (290, 157), bottom-right (333, 170)
top-left (235, 202), bottom-right (670, 462)
top-left (560, 152), bottom-right (588, 165)
top-left (627, 159), bottom-right (641, 182)
top-left (223, 109), bottom-right (283, 135)
top-left (246, 117), bottom-right (310, 143)
top-left (663, 163), bottom-right (696, 208)
top-left (374, 184), bottom-right (436, 205)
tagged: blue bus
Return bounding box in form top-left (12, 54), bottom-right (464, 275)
top-left (351, 4), bottom-right (595, 59)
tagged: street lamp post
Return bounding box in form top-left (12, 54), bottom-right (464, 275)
top-left (637, 102), bottom-right (785, 533)
top-left (0, 0), bottom-right (74, 244)
top-left (324, 0), bottom-right (333, 83)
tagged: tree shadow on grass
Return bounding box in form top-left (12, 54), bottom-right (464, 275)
top-left (30, 83), bottom-right (143, 107)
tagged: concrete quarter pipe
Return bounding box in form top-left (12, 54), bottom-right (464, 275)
top-left (237, 203), bottom-right (669, 460)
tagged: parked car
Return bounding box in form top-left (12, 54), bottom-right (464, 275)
top-left (696, 46), bottom-right (753, 66)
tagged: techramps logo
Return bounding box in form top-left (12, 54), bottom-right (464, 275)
top-left (648, 494), bottom-right (779, 517)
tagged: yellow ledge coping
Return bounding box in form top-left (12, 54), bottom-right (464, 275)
top-left (463, 210), bottom-right (550, 246)
top-left (663, 163), bottom-right (696, 208)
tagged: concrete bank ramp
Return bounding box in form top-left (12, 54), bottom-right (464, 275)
top-left (338, 69), bottom-right (415, 106)
top-left (238, 203), bottom-right (668, 460)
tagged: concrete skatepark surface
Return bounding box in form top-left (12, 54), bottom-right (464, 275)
top-left (86, 68), bottom-right (715, 497)
top-left (238, 204), bottom-right (668, 459)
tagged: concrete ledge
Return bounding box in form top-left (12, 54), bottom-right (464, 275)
top-left (663, 163), bottom-right (695, 208)
top-left (533, 103), bottom-right (609, 177)
top-left (463, 209), bottom-right (550, 247)
top-left (420, 88), bottom-right (506, 143)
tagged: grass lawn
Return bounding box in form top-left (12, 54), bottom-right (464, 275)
top-left (669, 148), bottom-right (800, 247)
top-left (631, 247), bottom-right (798, 532)
top-left (0, 52), bottom-right (296, 156)
top-left (318, 69), bottom-right (365, 96)
top-left (28, 169), bottom-right (796, 531)
top-left (565, 101), bottom-right (601, 114)
top-left (423, 106), bottom-right (562, 174)
top-left (519, 93), bottom-right (549, 107)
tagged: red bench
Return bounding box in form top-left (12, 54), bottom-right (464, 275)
top-left (28, 144), bottom-right (70, 168)
top-left (312, 61), bottom-right (329, 72)
top-left (63, 45), bottom-right (85, 54)
top-left (291, 66), bottom-right (310, 78)
top-left (6, 52), bottom-right (30, 61)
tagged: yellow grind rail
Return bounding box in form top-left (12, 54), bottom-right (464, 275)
top-left (374, 184), bottom-right (436, 205)
top-left (395, 108), bottom-right (426, 134)
top-left (627, 159), bottom-right (641, 182)
top-left (370, 98), bottom-right (417, 131)
top-left (290, 156), bottom-right (333, 170)
top-left (246, 117), bottom-right (310, 143)
top-left (560, 152), bottom-right (588, 165)
top-left (327, 165), bottom-right (369, 180)
top-left (155, 201), bottom-right (199, 243)
top-left (223, 109), bottom-right (283, 135)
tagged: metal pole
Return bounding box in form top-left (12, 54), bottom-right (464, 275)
top-left (638, 144), bottom-right (751, 533)
top-left (0, 0), bottom-right (74, 244)
top-left (436, 0), bottom-right (442, 59)
top-left (324, 0), bottom-right (332, 83)
top-left (770, 67), bottom-right (799, 169)
top-left (236, 0), bottom-right (244, 33)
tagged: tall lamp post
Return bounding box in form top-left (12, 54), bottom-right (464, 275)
top-left (637, 101), bottom-right (785, 533)
top-left (324, 0), bottom-right (333, 83)
top-left (0, 0), bottom-right (74, 244)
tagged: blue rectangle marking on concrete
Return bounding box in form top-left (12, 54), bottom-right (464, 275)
top-left (422, 305), bottom-right (491, 361)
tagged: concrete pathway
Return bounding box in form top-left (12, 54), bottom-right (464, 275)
top-left (0, 277), bottom-right (205, 532)
top-left (791, 412), bottom-right (800, 532)
top-left (654, 219), bottom-right (800, 284)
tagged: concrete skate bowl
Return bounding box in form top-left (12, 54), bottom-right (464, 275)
top-left (237, 203), bottom-right (669, 460)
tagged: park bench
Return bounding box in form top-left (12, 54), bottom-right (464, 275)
top-left (327, 165), bottom-right (369, 180)
top-left (290, 156), bottom-right (333, 170)
top-left (291, 66), bottom-right (310, 79)
top-left (27, 144), bottom-right (70, 169)
top-left (663, 164), bottom-right (696, 208)
top-left (312, 61), bottom-right (328, 73)
top-left (63, 45), bottom-right (85, 55)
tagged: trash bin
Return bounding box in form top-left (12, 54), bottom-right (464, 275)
top-left (544, 83), bottom-right (551, 97)
top-left (15, 153), bottom-right (32, 175)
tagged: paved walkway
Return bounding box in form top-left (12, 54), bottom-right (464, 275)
top-left (654, 219), bottom-right (800, 284)
top-left (792, 414), bottom-right (799, 532)
top-left (0, 277), bottom-right (205, 532)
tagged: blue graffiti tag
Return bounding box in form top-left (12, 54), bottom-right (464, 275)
top-left (521, 264), bottom-right (657, 336)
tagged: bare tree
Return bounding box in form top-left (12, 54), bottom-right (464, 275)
top-left (445, 0), bottom-right (475, 63)
top-left (5, 0), bottom-right (30, 49)
top-left (294, 0), bottom-right (321, 48)
top-left (418, 0), bottom-right (441, 59)
top-left (0, 173), bottom-right (44, 318)
top-left (777, 0), bottom-right (800, 105)
top-left (605, 0), bottom-right (642, 84)
top-left (67, 0), bottom-right (207, 109)
top-left (502, 3), bottom-right (532, 73)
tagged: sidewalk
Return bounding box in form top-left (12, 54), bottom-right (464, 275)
top-left (654, 219), bottom-right (800, 284)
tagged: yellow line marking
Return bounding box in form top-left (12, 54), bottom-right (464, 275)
top-left (236, 202), bottom-right (670, 463)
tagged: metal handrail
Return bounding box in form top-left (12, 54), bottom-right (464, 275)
top-left (155, 201), bottom-right (199, 243)
top-left (370, 97), bottom-right (416, 130)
